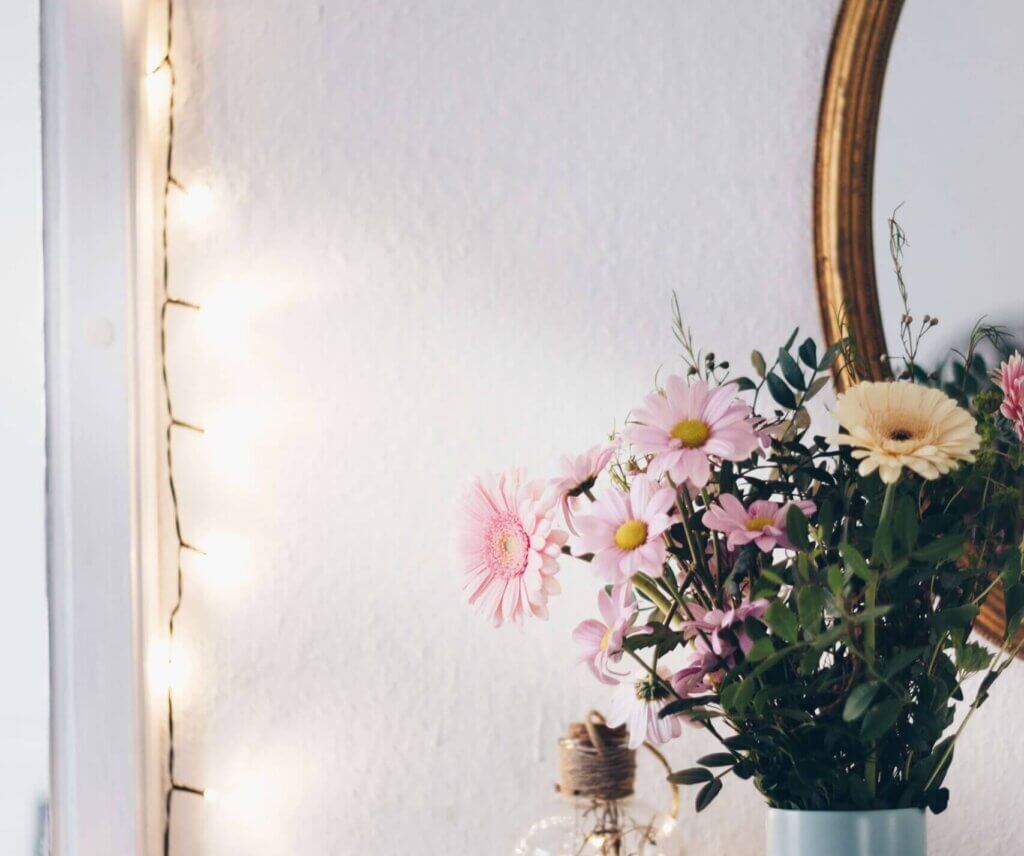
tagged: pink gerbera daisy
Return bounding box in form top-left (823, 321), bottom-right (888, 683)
top-left (575, 476), bottom-right (675, 583)
top-left (625, 375), bottom-right (759, 489)
top-left (606, 664), bottom-right (684, 749)
top-left (550, 441), bottom-right (618, 535)
top-left (703, 494), bottom-right (817, 553)
top-left (572, 583), bottom-right (646, 685)
top-left (459, 469), bottom-right (567, 627)
top-left (996, 351), bottom-right (1024, 441)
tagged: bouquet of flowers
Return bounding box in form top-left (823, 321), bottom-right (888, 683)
top-left (459, 293), bottom-right (1024, 815)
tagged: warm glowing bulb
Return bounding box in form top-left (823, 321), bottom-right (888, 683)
top-left (178, 183), bottom-right (215, 231)
top-left (147, 638), bottom-right (191, 696)
top-left (146, 64), bottom-right (172, 115)
top-left (203, 788), bottom-right (219, 804)
top-left (185, 531), bottom-right (249, 595)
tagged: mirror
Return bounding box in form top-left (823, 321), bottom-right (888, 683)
top-left (874, 0), bottom-right (1024, 368)
top-left (814, 0), bottom-right (1022, 646)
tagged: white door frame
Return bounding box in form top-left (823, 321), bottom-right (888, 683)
top-left (42, 0), bottom-right (160, 852)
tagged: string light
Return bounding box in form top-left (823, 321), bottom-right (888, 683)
top-left (151, 0), bottom-right (213, 852)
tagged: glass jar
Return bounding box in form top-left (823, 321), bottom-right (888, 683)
top-left (515, 716), bottom-right (684, 856)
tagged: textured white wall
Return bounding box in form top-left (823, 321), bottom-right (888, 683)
top-left (162, 2), bottom-right (1023, 853)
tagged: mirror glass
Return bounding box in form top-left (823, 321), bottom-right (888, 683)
top-left (874, 0), bottom-right (1024, 370)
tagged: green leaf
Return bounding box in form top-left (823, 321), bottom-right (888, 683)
top-left (818, 341), bottom-right (843, 371)
top-left (766, 373), bottom-right (798, 410)
top-left (804, 374), bottom-right (830, 401)
top-left (765, 601), bottom-right (798, 644)
top-left (778, 348), bottom-right (807, 390)
top-left (1004, 581), bottom-right (1024, 639)
top-left (931, 603), bottom-right (980, 632)
top-left (798, 338), bottom-right (818, 369)
top-left (827, 563), bottom-right (845, 595)
top-left (783, 327), bottom-right (800, 351)
top-left (839, 543), bottom-right (873, 582)
top-left (860, 696), bottom-right (902, 740)
top-left (745, 636), bottom-right (775, 663)
top-left (842, 682), bottom-right (881, 722)
top-left (956, 641), bottom-right (993, 673)
top-left (732, 376), bottom-right (757, 392)
top-left (697, 753), bottom-right (736, 768)
top-left (668, 767), bottom-right (714, 785)
top-left (751, 350), bottom-right (767, 378)
top-left (786, 504), bottom-right (811, 551)
top-left (912, 535), bottom-right (966, 566)
top-left (732, 677), bottom-right (757, 713)
top-left (695, 778), bottom-right (723, 812)
top-left (797, 585), bottom-right (824, 632)
top-left (881, 646), bottom-right (928, 680)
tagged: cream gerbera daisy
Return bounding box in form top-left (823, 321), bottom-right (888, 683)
top-left (828, 381), bottom-right (980, 484)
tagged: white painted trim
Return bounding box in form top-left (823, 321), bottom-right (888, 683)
top-left (42, 0), bottom-right (158, 853)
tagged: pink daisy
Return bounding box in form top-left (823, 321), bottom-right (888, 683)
top-left (996, 351), bottom-right (1024, 441)
top-left (625, 376), bottom-right (759, 489)
top-left (572, 583), bottom-right (646, 685)
top-left (703, 494), bottom-right (817, 553)
top-left (680, 597), bottom-right (770, 657)
top-left (459, 469), bottom-right (567, 627)
top-left (670, 640), bottom-right (726, 698)
top-left (606, 664), bottom-right (684, 749)
top-left (575, 476), bottom-right (675, 583)
top-left (550, 441), bottom-right (618, 535)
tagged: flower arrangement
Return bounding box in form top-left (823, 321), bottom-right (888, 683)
top-left (459, 283), bottom-right (1024, 816)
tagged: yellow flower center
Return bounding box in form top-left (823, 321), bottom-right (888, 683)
top-left (745, 516), bottom-right (775, 532)
top-left (614, 519), bottom-right (649, 550)
top-left (600, 626), bottom-right (614, 650)
top-left (670, 418), bottom-right (710, 448)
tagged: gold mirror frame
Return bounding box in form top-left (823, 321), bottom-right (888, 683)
top-left (813, 0), bottom-right (1014, 647)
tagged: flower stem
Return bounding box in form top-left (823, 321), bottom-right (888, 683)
top-left (631, 573), bottom-right (673, 618)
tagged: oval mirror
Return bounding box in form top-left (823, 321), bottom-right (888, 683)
top-left (815, 0), bottom-right (1023, 646)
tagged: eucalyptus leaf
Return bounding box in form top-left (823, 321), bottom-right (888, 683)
top-left (766, 372), bottom-right (798, 410)
top-left (668, 767), bottom-right (714, 785)
top-left (695, 778), bottom-right (723, 812)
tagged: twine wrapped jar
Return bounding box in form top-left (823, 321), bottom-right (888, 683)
top-left (515, 715), bottom-right (684, 856)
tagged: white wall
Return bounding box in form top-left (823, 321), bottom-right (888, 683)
top-left (0, 2), bottom-right (49, 854)
top-left (161, 2), bottom-right (1023, 853)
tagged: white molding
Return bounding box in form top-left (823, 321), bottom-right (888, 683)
top-left (42, 0), bottom-right (158, 853)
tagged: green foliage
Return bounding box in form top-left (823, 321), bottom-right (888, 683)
top-left (626, 318), bottom-right (1023, 816)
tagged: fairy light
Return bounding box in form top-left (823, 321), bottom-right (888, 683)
top-left (150, 0), bottom-right (215, 851)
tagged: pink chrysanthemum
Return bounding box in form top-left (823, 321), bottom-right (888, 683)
top-left (606, 664), bottom-right (684, 749)
top-left (572, 583), bottom-right (646, 685)
top-left (625, 376), bottom-right (759, 489)
top-left (550, 442), bottom-right (618, 535)
top-left (703, 495), bottom-right (817, 553)
top-left (575, 476), bottom-right (675, 583)
top-left (459, 469), bottom-right (567, 627)
top-left (996, 351), bottom-right (1024, 441)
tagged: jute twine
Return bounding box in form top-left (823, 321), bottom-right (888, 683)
top-left (558, 713), bottom-right (636, 802)
top-left (556, 711), bottom-right (680, 819)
